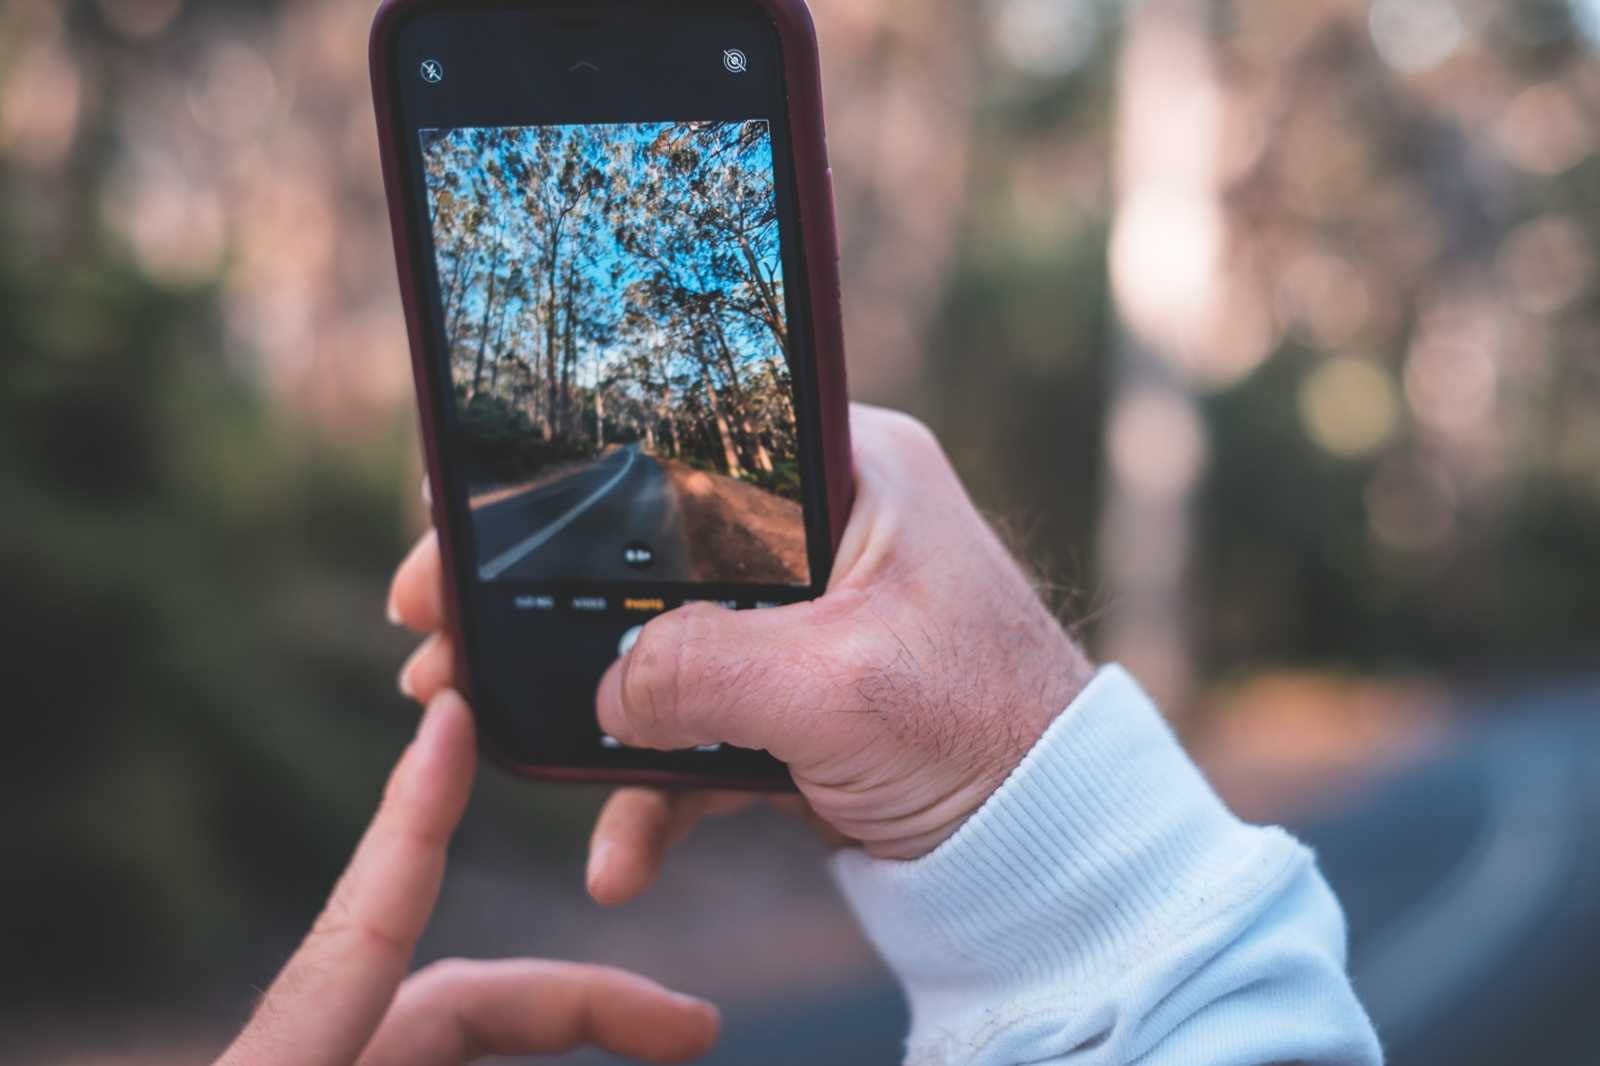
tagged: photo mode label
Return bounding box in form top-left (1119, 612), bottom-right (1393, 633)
top-left (625, 597), bottom-right (667, 613)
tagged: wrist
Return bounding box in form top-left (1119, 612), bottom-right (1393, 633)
top-left (830, 665), bottom-right (1305, 1048)
top-left (912, 625), bottom-right (1095, 858)
top-left (791, 591), bottom-right (1095, 860)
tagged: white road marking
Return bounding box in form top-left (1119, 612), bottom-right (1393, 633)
top-left (478, 448), bottom-right (638, 580)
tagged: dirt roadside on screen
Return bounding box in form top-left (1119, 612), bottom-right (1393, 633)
top-left (660, 459), bottom-right (809, 585)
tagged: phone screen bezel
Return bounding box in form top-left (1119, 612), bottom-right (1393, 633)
top-left (371, 0), bottom-right (848, 788)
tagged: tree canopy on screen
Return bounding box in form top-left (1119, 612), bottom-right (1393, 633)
top-left (422, 120), bottom-right (799, 498)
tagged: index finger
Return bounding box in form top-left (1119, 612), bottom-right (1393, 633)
top-left (218, 690), bottom-right (478, 1066)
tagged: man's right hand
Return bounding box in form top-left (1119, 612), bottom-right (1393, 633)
top-left (390, 405), bottom-right (1094, 898)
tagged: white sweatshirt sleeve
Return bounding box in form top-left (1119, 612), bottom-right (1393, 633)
top-left (830, 666), bottom-right (1383, 1066)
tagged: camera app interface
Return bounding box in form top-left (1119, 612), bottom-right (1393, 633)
top-left (390, 4), bottom-right (819, 774)
top-left (420, 119), bottom-right (810, 589)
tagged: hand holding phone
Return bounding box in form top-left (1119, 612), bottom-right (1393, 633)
top-left (391, 406), bottom-right (1097, 871)
top-left (371, 0), bottom-right (850, 787)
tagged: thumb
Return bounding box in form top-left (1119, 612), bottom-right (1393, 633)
top-left (595, 600), bottom-right (857, 757)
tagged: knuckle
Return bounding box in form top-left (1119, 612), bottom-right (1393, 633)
top-left (396, 958), bottom-right (479, 1060)
top-left (806, 586), bottom-right (869, 628)
top-left (882, 410), bottom-right (941, 454)
top-left (863, 411), bottom-right (955, 493)
top-left (620, 607), bottom-right (708, 735)
top-left (411, 956), bottom-right (475, 995)
top-left (307, 910), bottom-right (412, 969)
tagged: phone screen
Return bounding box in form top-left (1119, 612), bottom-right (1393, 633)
top-left (386, 3), bottom-right (827, 777)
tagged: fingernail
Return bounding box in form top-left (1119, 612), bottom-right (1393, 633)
top-left (398, 638), bottom-right (434, 701)
top-left (586, 840), bottom-right (613, 896)
top-left (422, 688), bottom-right (459, 722)
top-left (413, 689), bottom-right (464, 741)
top-left (386, 596), bottom-right (404, 627)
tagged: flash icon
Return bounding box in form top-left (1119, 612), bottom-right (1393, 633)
top-left (722, 48), bottom-right (748, 74)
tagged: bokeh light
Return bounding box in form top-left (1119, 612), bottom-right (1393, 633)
top-left (1299, 356), bottom-right (1401, 458)
top-left (0, 45), bottom-right (82, 172)
top-left (1497, 215), bottom-right (1597, 316)
top-left (97, 0), bottom-right (184, 40)
top-left (1366, 453), bottom-right (1458, 554)
top-left (1404, 326), bottom-right (1499, 438)
top-left (1109, 386), bottom-right (1211, 501)
top-left (1369, 0), bottom-right (1465, 74)
top-left (989, 0), bottom-right (1100, 77)
top-left (1573, 0), bottom-right (1600, 47)
top-left (1496, 83), bottom-right (1594, 176)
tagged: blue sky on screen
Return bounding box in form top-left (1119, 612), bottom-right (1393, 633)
top-left (419, 120), bottom-right (785, 395)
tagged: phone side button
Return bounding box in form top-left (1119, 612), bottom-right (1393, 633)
top-left (824, 167), bottom-right (841, 263)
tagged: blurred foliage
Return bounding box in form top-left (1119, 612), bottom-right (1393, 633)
top-left (1186, 0), bottom-right (1600, 681)
top-left (1199, 345), bottom-right (1600, 676)
top-left (923, 34), bottom-right (1116, 607)
top-left (0, 164), bottom-right (424, 1005)
top-left (457, 389), bottom-right (594, 486)
top-left (748, 457), bottom-right (805, 501)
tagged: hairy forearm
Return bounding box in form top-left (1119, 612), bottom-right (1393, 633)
top-left (831, 666), bottom-right (1383, 1066)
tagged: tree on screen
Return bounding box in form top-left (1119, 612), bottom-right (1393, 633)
top-left (423, 120), bottom-right (800, 500)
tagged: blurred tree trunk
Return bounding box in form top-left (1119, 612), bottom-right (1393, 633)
top-left (710, 315), bottom-right (774, 474)
top-left (468, 239), bottom-right (503, 401)
top-left (737, 236), bottom-right (788, 351)
top-left (663, 405), bottom-right (680, 459)
top-left (542, 218), bottom-right (566, 442)
top-left (1097, 0), bottom-right (1219, 716)
top-left (765, 355), bottom-right (796, 432)
top-left (486, 298), bottom-right (509, 396)
top-left (443, 249), bottom-right (474, 344)
top-left (821, 0), bottom-right (981, 401)
top-left (704, 378), bottom-right (742, 478)
top-left (559, 273), bottom-right (576, 437)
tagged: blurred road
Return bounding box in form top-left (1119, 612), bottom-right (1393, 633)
top-left (472, 445), bottom-right (692, 582)
top-left (1300, 681), bottom-right (1600, 1066)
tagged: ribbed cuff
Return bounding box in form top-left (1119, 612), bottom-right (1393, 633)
top-left (830, 665), bottom-right (1302, 1045)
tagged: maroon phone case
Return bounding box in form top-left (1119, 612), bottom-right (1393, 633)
top-left (369, 0), bottom-right (853, 790)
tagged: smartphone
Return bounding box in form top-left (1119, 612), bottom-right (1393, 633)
top-left (370, 0), bottom-right (851, 788)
